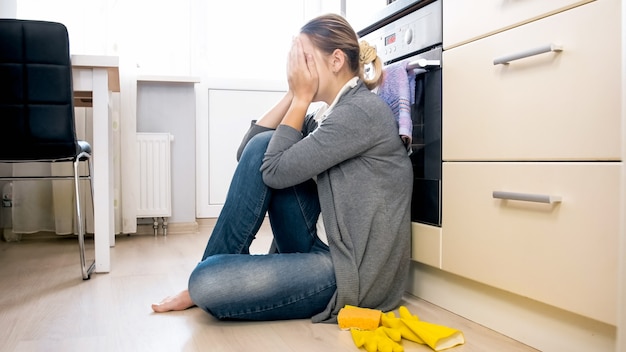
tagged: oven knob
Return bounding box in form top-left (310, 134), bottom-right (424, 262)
top-left (405, 28), bottom-right (413, 45)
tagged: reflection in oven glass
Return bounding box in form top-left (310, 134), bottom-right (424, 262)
top-left (409, 69), bottom-right (441, 226)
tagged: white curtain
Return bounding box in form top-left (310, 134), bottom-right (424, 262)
top-left (11, 94), bottom-right (125, 234)
top-left (11, 106), bottom-right (120, 235)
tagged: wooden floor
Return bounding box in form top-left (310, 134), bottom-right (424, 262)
top-left (0, 222), bottom-right (538, 352)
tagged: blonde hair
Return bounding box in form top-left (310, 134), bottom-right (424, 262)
top-left (300, 14), bottom-right (383, 90)
top-left (358, 40), bottom-right (383, 90)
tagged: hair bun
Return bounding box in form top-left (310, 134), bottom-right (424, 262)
top-left (359, 40), bottom-right (377, 65)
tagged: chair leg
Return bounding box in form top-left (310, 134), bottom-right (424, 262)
top-left (74, 157), bottom-right (95, 280)
top-left (86, 157), bottom-right (96, 277)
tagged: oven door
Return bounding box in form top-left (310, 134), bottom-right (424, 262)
top-left (403, 46), bottom-right (442, 226)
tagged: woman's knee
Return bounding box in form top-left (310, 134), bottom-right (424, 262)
top-left (187, 259), bottom-right (218, 310)
top-left (240, 131), bottom-right (273, 160)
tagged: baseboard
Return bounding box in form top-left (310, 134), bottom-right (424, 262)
top-left (407, 261), bottom-right (616, 352)
top-left (196, 217), bottom-right (217, 231)
top-left (134, 221), bottom-right (199, 236)
top-left (195, 217), bottom-right (271, 235)
top-left (133, 218), bottom-right (264, 237)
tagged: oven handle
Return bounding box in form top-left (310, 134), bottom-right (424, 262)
top-left (492, 191), bottom-right (562, 204)
top-left (493, 43), bottom-right (563, 65)
top-left (407, 59), bottom-right (440, 70)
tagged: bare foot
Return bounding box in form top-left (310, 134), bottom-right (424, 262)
top-left (151, 289), bottom-right (195, 312)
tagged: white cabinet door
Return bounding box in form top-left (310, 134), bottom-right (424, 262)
top-left (197, 88), bottom-right (286, 218)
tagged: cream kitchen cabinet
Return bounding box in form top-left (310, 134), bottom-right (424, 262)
top-left (443, 0), bottom-right (593, 49)
top-left (441, 162), bottom-right (620, 325)
top-left (443, 0), bottom-right (621, 161)
top-left (414, 0), bottom-right (622, 335)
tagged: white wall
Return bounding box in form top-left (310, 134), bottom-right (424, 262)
top-left (136, 82), bottom-right (197, 224)
top-left (0, 0), bottom-right (17, 17)
top-left (345, 0), bottom-right (387, 32)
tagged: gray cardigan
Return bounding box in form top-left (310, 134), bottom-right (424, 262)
top-left (238, 81), bottom-right (412, 323)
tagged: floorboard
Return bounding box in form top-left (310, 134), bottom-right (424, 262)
top-left (0, 223), bottom-right (538, 351)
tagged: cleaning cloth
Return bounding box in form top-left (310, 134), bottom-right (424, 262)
top-left (376, 60), bottom-right (416, 149)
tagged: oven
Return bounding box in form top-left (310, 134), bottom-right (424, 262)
top-left (358, 0), bottom-right (443, 227)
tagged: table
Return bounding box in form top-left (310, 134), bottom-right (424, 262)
top-left (71, 55), bottom-right (120, 273)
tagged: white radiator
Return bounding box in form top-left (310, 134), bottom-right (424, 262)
top-left (136, 133), bottom-right (173, 220)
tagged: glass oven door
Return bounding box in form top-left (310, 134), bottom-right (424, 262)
top-left (407, 47), bottom-right (442, 226)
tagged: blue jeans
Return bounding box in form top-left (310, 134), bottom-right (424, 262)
top-left (188, 131), bottom-right (336, 320)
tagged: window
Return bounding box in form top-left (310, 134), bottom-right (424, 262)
top-left (17, 0), bottom-right (338, 81)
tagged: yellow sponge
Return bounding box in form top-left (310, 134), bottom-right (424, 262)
top-left (338, 305), bottom-right (382, 331)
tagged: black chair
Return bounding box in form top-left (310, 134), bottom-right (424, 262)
top-left (0, 19), bottom-right (95, 280)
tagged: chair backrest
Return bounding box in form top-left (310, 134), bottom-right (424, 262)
top-left (0, 19), bottom-right (79, 161)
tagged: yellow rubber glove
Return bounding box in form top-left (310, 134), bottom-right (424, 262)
top-left (350, 327), bottom-right (404, 352)
top-left (380, 311), bottom-right (425, 344)
top-left (397, 306), bottom-right (465, 351)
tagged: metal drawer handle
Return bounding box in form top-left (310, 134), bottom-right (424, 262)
top-left (493, 43), bottom-right (563, 65)
top-left (493, 191), bottom-right (562, 204)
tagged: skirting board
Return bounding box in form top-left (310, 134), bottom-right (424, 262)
top-left (407, 261), bottom-right (616, 352)
top-left (135, 221), bottom-right (198, 236)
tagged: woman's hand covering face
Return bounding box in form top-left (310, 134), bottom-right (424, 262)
top-left (287, 36), bottom-right (319, 103)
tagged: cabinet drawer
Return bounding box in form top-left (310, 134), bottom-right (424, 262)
top-left (442, 0), bottom-right (621, 161)
top-left (441, 162), bottom-right (620, 324)
top-left (443, 0), bottom-right (593, 49)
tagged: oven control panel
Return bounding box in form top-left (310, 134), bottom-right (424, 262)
top-left (359, 0), bottom-right (442, 63)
